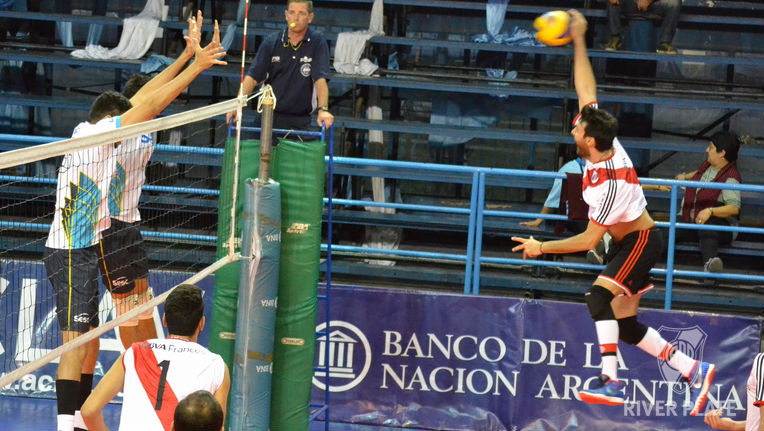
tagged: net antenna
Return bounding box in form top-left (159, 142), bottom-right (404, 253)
top-left (229, 0), bottom-right (252, 260)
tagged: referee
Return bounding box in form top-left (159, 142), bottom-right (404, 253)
top-left (227, 0), bottom-right (334, 134)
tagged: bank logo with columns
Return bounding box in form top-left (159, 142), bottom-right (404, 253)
top-left (313, 320), bottom-right (371, 392)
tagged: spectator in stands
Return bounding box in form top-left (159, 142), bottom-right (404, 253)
top-left (172, 390), bottom-right (224, 431)
top-left (226, 0), bottom-right (334, 136)
top-left (44, 23), bottom-right (225, 431)
top-left (520, 154), bottom-right (587, 233)
top-left (605, 0), bottom-right (681, 54)
top-left (658, 132), bottom-right (742, 274)
top-left (82, 284), bottom-right (230, 431)
top-left (704, 351), bottom-right (764, 430)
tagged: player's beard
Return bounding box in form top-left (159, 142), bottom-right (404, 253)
top-left (576, 139), bottom-right (589, 159)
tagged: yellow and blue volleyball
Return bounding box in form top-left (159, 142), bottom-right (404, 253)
top-left (533, 10), bottom-right (571, 46)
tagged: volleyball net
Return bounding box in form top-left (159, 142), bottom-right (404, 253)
top-left (0, 97), bottom-right (244, 391)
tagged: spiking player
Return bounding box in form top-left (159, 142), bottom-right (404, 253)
top-left (81, 284), bottom-right (230, 431)
top-left (511, 10), bottom-right (714, 414)
top-left (43, 19), bottom-right (226, 431)
top-left (98, 12), bottom-right (222, 350)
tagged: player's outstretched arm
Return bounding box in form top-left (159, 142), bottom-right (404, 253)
top-left (512, 220), bottom-right (607, 258)
top-left (569, 9), bottom-right (596, 110)
top-left (82, 353), bottom-right (127, 431)
top-left (121, 35), bottom-right (226, 127)
top-left (214, 365), bottom-right (231, 430)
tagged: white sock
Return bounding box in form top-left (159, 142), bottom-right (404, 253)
top-left (73, 411), bottom-right (88, 430)
top-left (595, 320), bottom-right (619, 380)
top-left (57, 414), bottom-right (74, 431)
top-left (637, 327), bottom-right (697, 378)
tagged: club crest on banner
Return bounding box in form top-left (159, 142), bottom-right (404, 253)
top-left (313, 320), bottom-right (371, 392)
top-left (656, 325), bottom-right (707, 393)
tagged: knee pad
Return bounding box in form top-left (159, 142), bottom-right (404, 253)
top-left (585, 285), bottom-right (615, 321)
top-left (113, 288), bottom-right (154, 326)
top-left (618, 316), bottom-right (648, 345)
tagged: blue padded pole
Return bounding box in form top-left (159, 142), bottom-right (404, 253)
top-left (229, 179), bottom-right (282, 430)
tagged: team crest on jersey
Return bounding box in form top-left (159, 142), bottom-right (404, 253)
top-left (271, 56), bottom-right (281, 63)
top-left (300, 63), bottom-right (311, 77)
top-left (590, 170), bottom-right (598, 184)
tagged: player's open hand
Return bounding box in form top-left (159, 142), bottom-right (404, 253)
top-left (187, 35), bottom-right (227, 70)
top-left (511, 236), bottom-right (543, 259)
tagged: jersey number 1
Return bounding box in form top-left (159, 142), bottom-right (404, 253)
top-left (155, 360), bottom-right (170, 410)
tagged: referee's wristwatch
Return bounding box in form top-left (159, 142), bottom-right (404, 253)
top-left (319, 105), bottom-right (330, 112)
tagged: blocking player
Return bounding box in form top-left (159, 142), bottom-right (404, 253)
top-left (44, 24), bottom-right (226, 431)
top-left (511, 10), bottom-right (714, 414)
top-left (99, 12), bottom-right (222, 349)
top-left (81, 284), bottom-right (230, 431)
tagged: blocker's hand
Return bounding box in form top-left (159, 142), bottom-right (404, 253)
top-left (511, 236), bottom-right (543, 259)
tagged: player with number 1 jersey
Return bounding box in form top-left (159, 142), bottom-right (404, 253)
top-left (119, 337), bottom-right (226, 431)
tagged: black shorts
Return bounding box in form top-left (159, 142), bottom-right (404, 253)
top-left (97, 219), bottom-right (149, 294)
top-left (598, 228), bottom-right (664, 296)
top-left (43, 246), bottom-right (100, 333)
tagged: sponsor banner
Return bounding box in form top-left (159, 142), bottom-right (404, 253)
top-left (0, 259), bottom-right (214, 399)
top-left (312, 285), bottom-right (760, 431)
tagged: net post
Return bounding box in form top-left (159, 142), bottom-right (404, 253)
top-left (259, 96), bottom-right (275, 181)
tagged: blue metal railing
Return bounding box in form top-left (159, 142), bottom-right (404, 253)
top-left (323, 157), bottom-right (764, 309)
top-left (2, 133), bottom-right (763, 309)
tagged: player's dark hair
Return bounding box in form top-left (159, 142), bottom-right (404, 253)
top-left (287, 0), bottom-right (313, 13)
top-left (123, 74), bottom-right (152, 99)
top-left (88, 91), bottom-right (132, 124)
top-left (173, 390), bottom-right (223, 431)
top-left (165, 284), bottom-right (204, 336)
top-left (579, 105), bottom-right (619, 152)
top-left (710, 131), bottom-right (740, 163)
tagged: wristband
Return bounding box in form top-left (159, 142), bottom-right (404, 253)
top-left (709, 208), bottom-right (714, 217)
top-left (540, 242), bottom-right (544, 254)
top-left (319, 106), bottom-right (330, 112)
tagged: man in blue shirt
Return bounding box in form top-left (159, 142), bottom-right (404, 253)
top-left (227, 0), bottom-right (333, 135)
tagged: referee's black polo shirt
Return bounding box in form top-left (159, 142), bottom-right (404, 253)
top-left (245, 27), bottom-right (330, 116)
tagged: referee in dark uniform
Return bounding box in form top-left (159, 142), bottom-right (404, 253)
top-left (228, 0), bottom-right (334, 136)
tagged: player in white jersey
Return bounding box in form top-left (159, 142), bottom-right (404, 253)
top-left (81, 284), bottom-right (230, 431)
top-left (98, 14), bottom-right (223, 350)
top-left (45, 22), bottom-right (227, 431)
top-left (704, 352), bottom-right (764, 431)
top-left (511, 10), bottom-right (714, 415)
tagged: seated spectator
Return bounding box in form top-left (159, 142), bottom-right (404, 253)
top-left (173, 390), bottom-right (224, 431)
top-left (656, 132), bottom-right (742, 275)
top-left (520, 156), bottom-right (587, 234)
top-left (605, 0), bottom-right (681, 54)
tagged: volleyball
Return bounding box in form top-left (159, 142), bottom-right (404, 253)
top-left (533, 10), bottom-right (571, 46)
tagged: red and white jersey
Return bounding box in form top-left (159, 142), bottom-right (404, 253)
top-left (582, 138), bottom-right (646, 227)
top-left (109, 133), bottom-right (153, 223)
top-left (745, 353), bottom-right (764, 431)
top-left (46, 118), bottom-right (119, 249)
top-left (119, 338), bottom-right (226, 431)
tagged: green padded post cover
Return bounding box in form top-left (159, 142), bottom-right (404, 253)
top-left (269, 139), bottom-right (326, 431)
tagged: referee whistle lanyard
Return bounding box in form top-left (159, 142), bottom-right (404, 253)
top-left (282, 28), bottom-right (310, 51)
